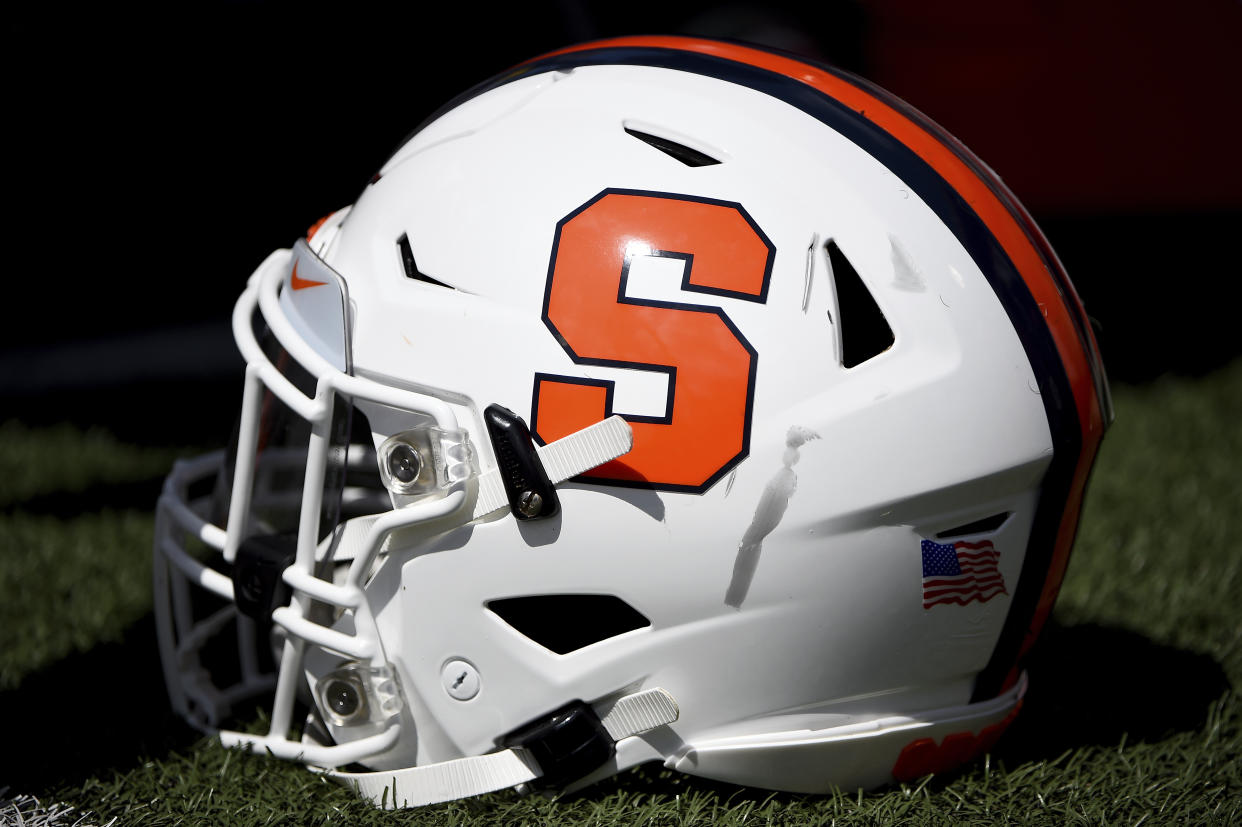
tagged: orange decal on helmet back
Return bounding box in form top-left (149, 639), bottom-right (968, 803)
top-left (891, 699), bottom-right (1024, 782)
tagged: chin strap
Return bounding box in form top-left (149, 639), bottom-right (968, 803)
top-left (471, 414), bottom-right (633, 520)
top-left (322, 687), bottom-right (678, 809)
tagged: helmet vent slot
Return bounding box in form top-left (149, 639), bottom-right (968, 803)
top-left (623, 126), bottom-right (722, 167)
top-left (397, 234), bottom-right (453, 288)
top-left (826, 239), bottom-right (894, 368)
top-left (487, 594), bottom-right (650, 654)
top-left (934, 512), bottom-right (1011, 539)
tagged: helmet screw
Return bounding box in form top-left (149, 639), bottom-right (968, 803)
top-left (517, 490), bottom-right (543, 518)
top-left (322, 677), bottom-right (364, 720)
top-left (441, 659), bottom-right (481, 701)
top-left (387, 443), bottom-right (422, 484)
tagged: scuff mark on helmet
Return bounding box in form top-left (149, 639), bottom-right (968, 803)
top-left (801, 233), bottom-right (819, 313)
top-left (889, 234), bottom-right (925, 292)
top-left (725, 425), bottom-right (820, 608)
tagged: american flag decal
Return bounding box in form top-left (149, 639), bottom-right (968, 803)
top-left (921, 539), bottom-right (1008, 609)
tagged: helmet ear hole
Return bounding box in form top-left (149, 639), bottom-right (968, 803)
top-left (826, 239), bottom-right (894, 368)
top-left (623, 125), bottom-right (723, 167)
top-left (487, 595), bottom-right (651, 655)
top-left (935, 513), bottom-right (1012, 540)
top-left (397, 233), bottom-right (453, 289)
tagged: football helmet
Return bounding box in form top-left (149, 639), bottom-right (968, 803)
top-left (154, 36), bottom-right (1110, 807)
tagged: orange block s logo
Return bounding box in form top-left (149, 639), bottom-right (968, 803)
top-left (531, 189), bottom-right (774, 493)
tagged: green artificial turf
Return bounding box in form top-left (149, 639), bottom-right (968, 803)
top-left (1, 361), bottom-right (1239, 825)
top-left (0, 423), bottom-right (182, 690)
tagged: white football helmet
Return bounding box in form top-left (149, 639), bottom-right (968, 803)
top-left (154, 36), bottom-right (1111, 807)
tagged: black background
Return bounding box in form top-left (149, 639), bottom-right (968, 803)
top-left (6, 0), bottom-right (1240, 443)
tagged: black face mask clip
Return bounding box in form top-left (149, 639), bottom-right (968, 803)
top-left (484, 404), bottom-right (560, 521)
top-left (233, 533), bottom-right (297, 620)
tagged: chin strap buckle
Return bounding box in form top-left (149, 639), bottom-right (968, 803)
top-left (477, 407), bottom-right (634, 523)
top-left (501, 700), bottom-right (614, 790)
top-left (321, 687), bottom-right (678, 809)
top-left (484, 404), bottom-right (561, 521)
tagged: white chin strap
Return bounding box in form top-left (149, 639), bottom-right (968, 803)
top-left (322, 687), bottom-right (679, 809)
top-left (471, 414), bottom-right (634, 519)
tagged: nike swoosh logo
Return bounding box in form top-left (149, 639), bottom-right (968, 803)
top-left (290, 262), bottom-right (327, 291)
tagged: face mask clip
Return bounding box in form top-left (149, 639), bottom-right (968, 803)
top-left (233, 533), bottom-right (297, 620)
top-left (484, 404), bottom-right (560, 521)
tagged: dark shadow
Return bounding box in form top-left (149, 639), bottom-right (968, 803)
top-left (1041, 210), bottom-right (1242, 384)
top-left (517, 511), bottom-right (563, 548)
top-left (1, 475), bottom-right (169, 518)
top-left (0, 613), bottom-right (202, 793)
top-left (1, 375), bottom-right (243, 449)
top-left (995, 619), bottom-right (1231, 765)
top-left (559, 481), bottom-right (667, 523)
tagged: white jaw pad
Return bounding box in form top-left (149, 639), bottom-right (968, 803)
top-left (324, 687), bottom-right (678, 808)
top-left (472, 415), bottom-right (633, 520)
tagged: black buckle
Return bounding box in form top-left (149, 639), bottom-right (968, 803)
top-left (232, 533), bottom-right (296, 620)
top-left (501, 700), bottom-right (614, 790)
top-left (484, 404), bottom-right (560, 521)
